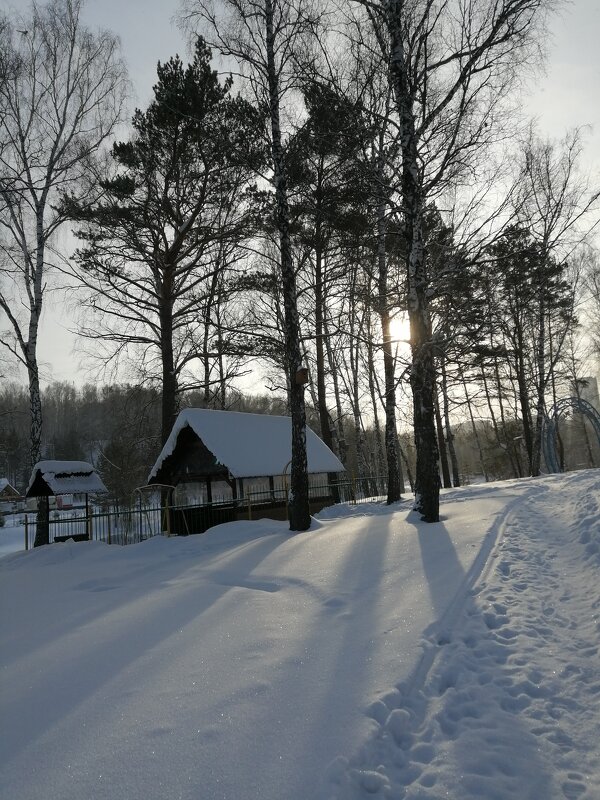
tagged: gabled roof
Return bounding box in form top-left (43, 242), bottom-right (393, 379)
top-left (148, 409), bottom-right (345, 482)
top-left (0, 478), bottom-right (19, 497)
top-left (26, 460), bottom-right (107, 497)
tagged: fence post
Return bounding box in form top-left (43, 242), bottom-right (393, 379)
top-left (247, 494), bottom-right (252, 521)
top-left (24, 514), bottom-right (28, 550)
top-left (165, 499), bottom-right (171, 537)
top-left (283, 474), bottom-right (289, 521)
top-left (107, 509), bottom-right (112, 545)
top-left (85, 494), bottom-right (90, 541)
top-left (351, 474), bottom-right (357, 505)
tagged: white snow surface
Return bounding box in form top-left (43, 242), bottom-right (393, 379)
top-left (26, 460), bottom-right (107, 496)
top-left (148, 408), bottom-right (345, 481)
top-left (1, 470), bottom-right (600, 800)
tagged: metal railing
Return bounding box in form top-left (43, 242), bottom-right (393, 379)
top-left (22, 476), bottom-right (389, 548)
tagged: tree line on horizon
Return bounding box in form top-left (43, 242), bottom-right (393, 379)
top-left (0, 379), bottom-right (598, 507)
top-left (1, 0), bottom-right (599, 542)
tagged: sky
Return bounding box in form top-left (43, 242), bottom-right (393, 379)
top-left (2, 0), bottom-right (599, 388)
top-left (2, 470), bottom-right (600, 799)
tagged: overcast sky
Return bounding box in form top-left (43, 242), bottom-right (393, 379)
top-left (2, 0), bottom-right (599, 388)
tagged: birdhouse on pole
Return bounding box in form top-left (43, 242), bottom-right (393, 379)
top-left (295, 366), bottom-right (309, 385)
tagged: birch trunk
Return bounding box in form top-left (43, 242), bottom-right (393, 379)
top-left (435, 391), bottom-right (452, 488)
top-left (530, 294), bottom-right (546, 476)
top-left (265, 0), bottom-right (309, 530)
top-left (376, 179), bottom-right (403, 502)
top-left (30, 209), bottom-right (49, 547)
top-left (439, 357), bottom-right (460, 487)
top-left (386, 7), bottom-right (439, 520)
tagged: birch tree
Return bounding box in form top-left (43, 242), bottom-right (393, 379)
top-left (181, 0), bottom-right (322, 531)
top-left (516, 128), bottom-right (600, 474)
top-left (0, 0), bottom-right (127, 545)
top-left (355, 0), bottom-right (553, 521)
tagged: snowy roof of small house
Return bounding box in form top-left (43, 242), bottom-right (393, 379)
top-left (26, 460), bottom-right (107, 497)
top-left (0, 478), bottom-right (19, 496)
top-left (148, 409), bottom-right (345, 482)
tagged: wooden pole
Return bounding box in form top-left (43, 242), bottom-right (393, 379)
top-left (165, 490), bottom-right (171, 537)
top-left (85, 494), bottom-right (90, 540)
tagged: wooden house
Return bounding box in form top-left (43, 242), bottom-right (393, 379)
top-left (0, 478), bottom-right (20, 500)
top-left (0, 478), bottom-right (22, 512)
top-left (147, 409), bottom-right (345, 531)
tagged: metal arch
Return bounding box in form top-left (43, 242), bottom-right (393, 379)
top-left (542, 397), bottom-right (600, 473)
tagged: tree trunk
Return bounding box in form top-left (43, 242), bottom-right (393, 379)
top-left (515, 346), bottom-right (534, 474)
top-left (398, 439), bottom-right (414, 492)
top-left (376, 178), bottom-right (403, 502)
top-left (31, 208), bottom-right (49, 547)
top-left (265, 0), bottom-right (309, 531)
top-left (548, 322), bottom-right (565, 471)
top-left (435, 391), bottom-right (452, 488)
top-left (366, 333), bottom-right (386, 480)
top-left (460, 368), bottom-right (489, 482)
top-left (314, 241), bottom-right (334, 452)
top-left (439, 356), bottom-right (460, 487)
top-left (350, 335), bottom-right (370, 480)
top-left (386, 5), bottom-right (439, 520)
top-left (494, 351), bottom-right (523, 478)
top-left (30, 357), bottom-right (49, 548)
top-left (530, 294), bottom-right (546, 476)
top-left (323, 314), bottom-right (347, 465)
top-left (160, 289), bottom-right (178, 446)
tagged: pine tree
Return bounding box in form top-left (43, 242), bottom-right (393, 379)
top-left (65, 38), bottom-right (264, 445)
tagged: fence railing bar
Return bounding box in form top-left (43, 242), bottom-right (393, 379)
top-left (23, 476), bottom-right (390, 545)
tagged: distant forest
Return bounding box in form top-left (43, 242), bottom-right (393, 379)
top-left (1, 380), bottom-right (598, 507)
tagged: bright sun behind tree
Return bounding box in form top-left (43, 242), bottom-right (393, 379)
top-left (388, 313), bottom-right (411, 346)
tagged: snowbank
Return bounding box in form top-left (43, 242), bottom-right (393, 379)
top-left (1, 471), bottom-right (599, 800)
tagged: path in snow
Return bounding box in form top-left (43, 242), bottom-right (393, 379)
top-left (324, 470), bottom-right (600, 799)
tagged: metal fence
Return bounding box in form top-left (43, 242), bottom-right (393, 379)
top-left (22, 476), bottom-right (389, 549)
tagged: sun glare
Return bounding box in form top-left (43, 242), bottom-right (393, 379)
top-left (389, 313), bottom-right (411, 346)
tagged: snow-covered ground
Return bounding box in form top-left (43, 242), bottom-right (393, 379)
top-left (0, 518), bottom-right (27, 558)
top-left (1, 470), bottom-right (599, 800)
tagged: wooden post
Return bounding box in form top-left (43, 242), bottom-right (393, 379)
top-left (165, 490), bottom-right (172, 537)
top-left (247, 495), bottom-right (252, 521)
top-left (24, 514), bottom-right (28, 550)
top-left (85, 494), bottom-right (90, 541)
top-left (107, 508), bottom-right (112, 545)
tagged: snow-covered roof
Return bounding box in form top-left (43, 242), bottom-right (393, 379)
top-left (26, 460), bottom-right (107, 497)
top-left (148, 409), bottom-right (345, 482)
top-left (0, 478), bottom-right (19, 495)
